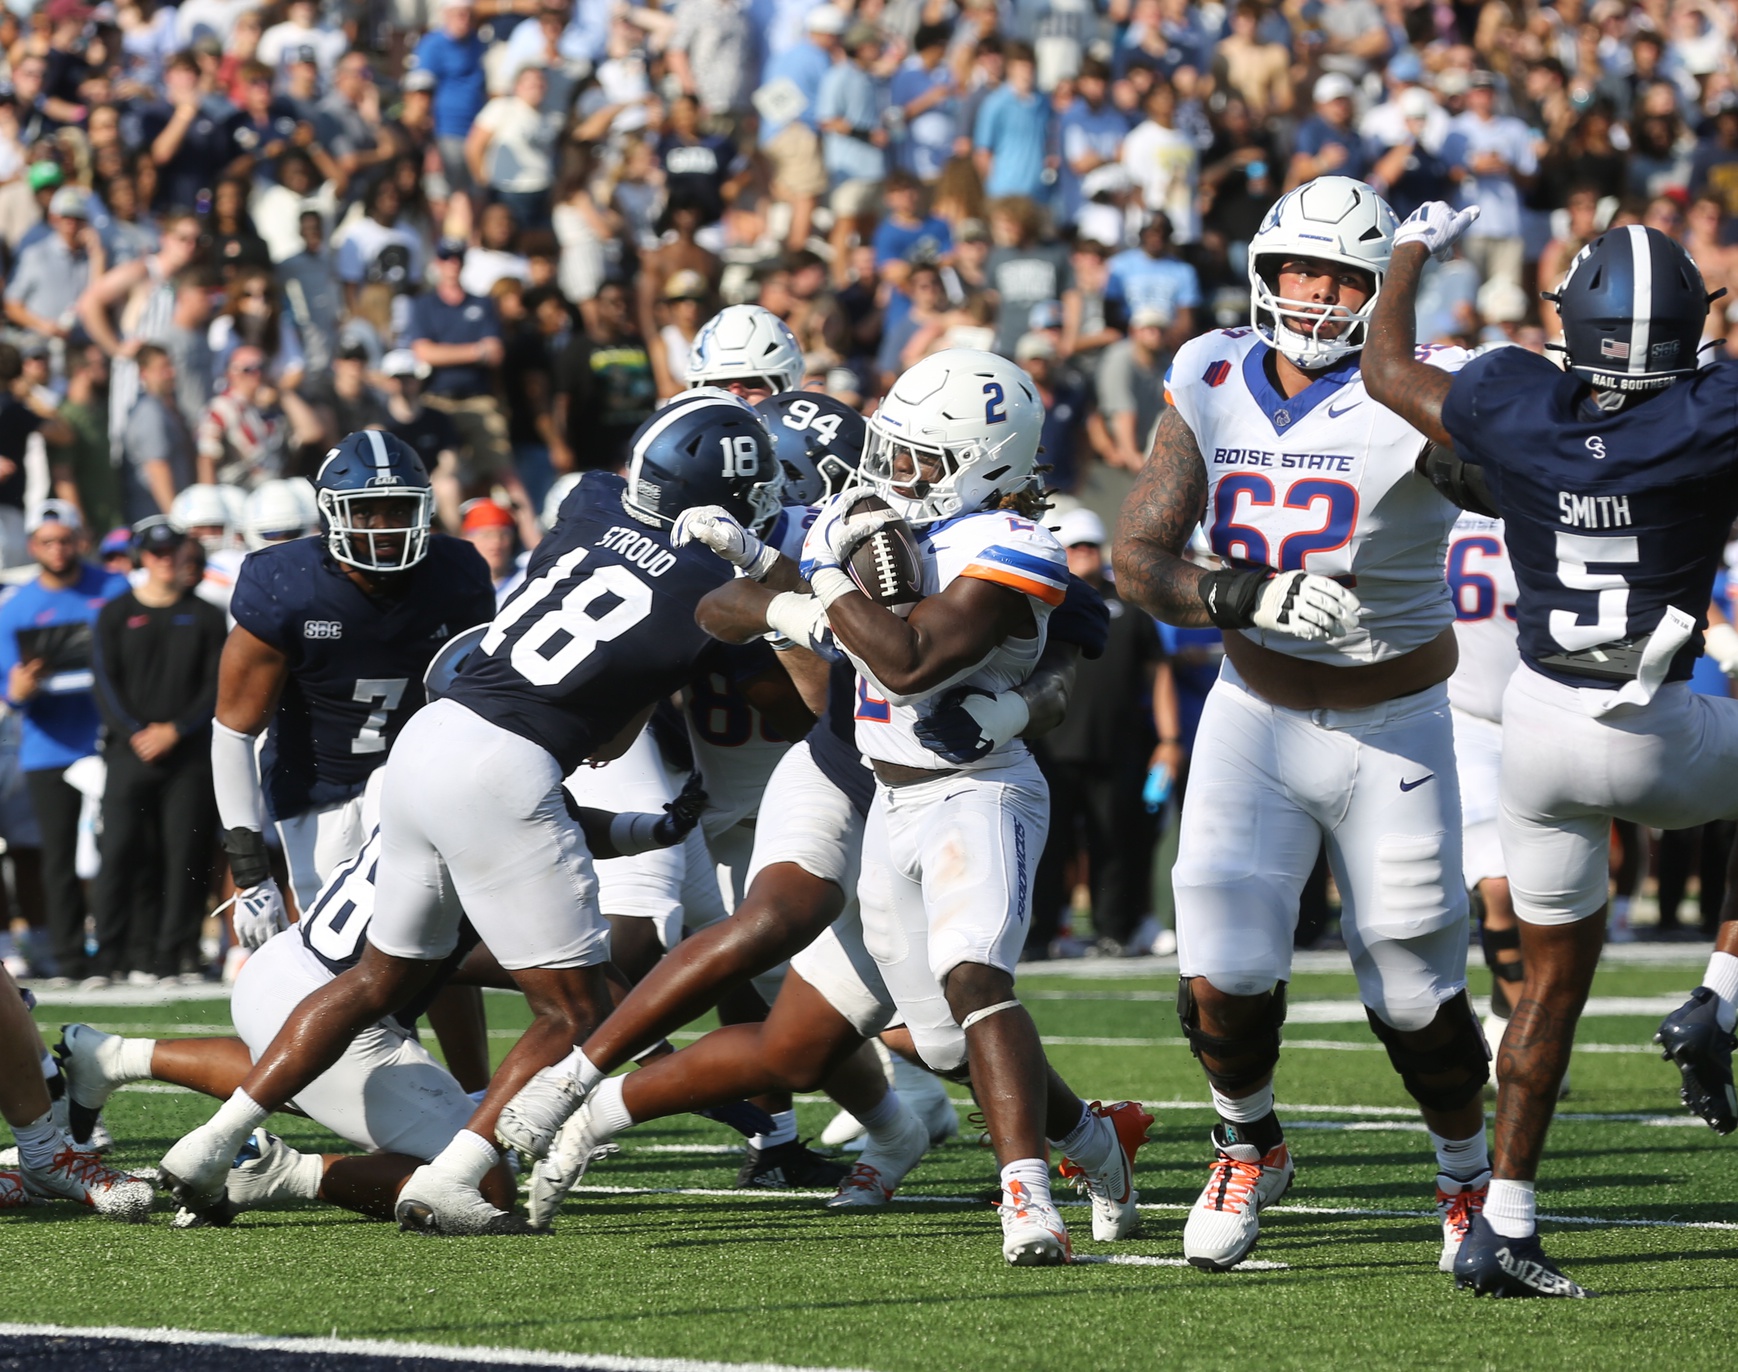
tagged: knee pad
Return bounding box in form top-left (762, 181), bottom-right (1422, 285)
top-left (1364, 989), bottom-right (1490, 1113)
top-left (1176, 977), bottom-right (1287, 1093)
top-left (910, 1023), bottom-right (969, 1077)
top-left (1478, 921), bottom-right (1523, 981)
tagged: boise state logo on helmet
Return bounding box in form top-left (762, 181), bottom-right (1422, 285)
top-left (754, 391), bottom-right (867, 504)
top-left (624, 389), bottom-right (784, 533)
top-left (315, 429), bottom-right (435, 573)
top-left (1544, 224), bottom-right (1721, 397)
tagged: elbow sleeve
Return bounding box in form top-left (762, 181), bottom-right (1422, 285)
top-left (211, 720), bottom-right (265, 834)
top-left (1421, 443), bottom-right (1500, 518)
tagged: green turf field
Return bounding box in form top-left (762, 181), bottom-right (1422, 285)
top-left (8, 951), bottom-right (1738, 1371)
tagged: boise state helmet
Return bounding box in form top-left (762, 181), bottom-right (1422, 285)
top-left (624, 388), bottom-right (783, 534)
top-left (686, 305), bottom-right (805, 395)
top-left (1544, 225), bottom-right (1721, 397)
top-left (753, 391), bottom-right (867, 505)
top-left (314, 429), bottom-right (435, 572)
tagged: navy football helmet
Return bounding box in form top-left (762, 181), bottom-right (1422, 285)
top-left (314, 429), bottom-right (435, 572)
top-left (1544, 225), bottom-right (1724, 398)
top-left (624, 388), bottom-right (783, 533)
top-left (754, 392), bottom-right (867, 505)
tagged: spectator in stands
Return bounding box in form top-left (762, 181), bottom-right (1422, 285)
top-left (415, 0), bottom-right (488, 194)
top-left (890, 23), bottom-right (957, 186)
top-left (469, 61), bottom-right (561, 230)
top-left (51, 347), bottom-right (119, 540)
top-left (0, 345), bottom-right (76, 569)
top-left (1106, 212), bottom-right (1199, 350)
top-left (1018, 333), bottom-right (1091, 494)
top-left (758, 5), bottom-right (843, 251)
top-left (120, 345), bottom-right (196, 522)
top-left (974, 41), bottom-right (1050, 202)
top-left (669, 0), bottom-right (759, 125)
top-left (1056, 57), bottom-right (1129, 229)
top-left (1096, 308), bottom-right (1171, 472)
top-left (196, 345), bottom-right (319, 490)
top-left (1122, 78), bottom-right (1199, 241)
top-left (1443, 70), bottom-right (1538, 292)
top-left (408, 238), bottom-right (511, 493)
top-left (1288, 72), bottom-right (1369, 188)
top-left (5, 187), bottom-right (98, 369)
top-left (818, 22), bottom-right (890, 260)
top-left (553, 277), bottom-right (654, 473)
top-left (90, 520), bottom-right (225, 985)
top-left (986, 196), bottom-right (1073, 359)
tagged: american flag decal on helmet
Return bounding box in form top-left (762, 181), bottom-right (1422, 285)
top-left (1600, 339), bottom-right (1630, 359)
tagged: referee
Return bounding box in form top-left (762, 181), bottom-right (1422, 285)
top-left (90, 521), bottom-right (226, 983)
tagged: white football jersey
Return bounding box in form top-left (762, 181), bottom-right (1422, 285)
top-left (1167, 329), bottom-right (1469, 665)
top-left (686, 503), bottom-right (816, 835)
top-left (1445, 511), bottom-right (1519, 723)
top-left (847, 509), bottom-right (1067, 771)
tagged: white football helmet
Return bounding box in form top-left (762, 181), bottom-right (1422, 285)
top-left (1248, 176), bottom-right (1396, 369)
top-left (542, 472), bottom-right (582, 530)
top-left (860, 349), bottom-right (1043, 526)
top-left (686, 304), bottom-right (805, 394)
top-left (243, 478), bottom-right (317, 549)
top-left (170, 483), bottom-right (247, 553)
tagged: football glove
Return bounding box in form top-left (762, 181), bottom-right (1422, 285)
top-left (226, 879), bottom-right (288, 951)
top-left (671, 505), bottom-right (779, 580)
top-left (914, 686), bottom-right (1031, 764)
top-left (655, 772), bottom-right (708, 845)
top-left (1200, 568), bottom-right (1361, 642)
top-left (1393, 201), bottom-right (1481, 262)
top-left (1706, 622), bottom-right (1738, 677)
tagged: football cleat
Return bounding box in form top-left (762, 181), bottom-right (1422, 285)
top-left (1182, 1125), bottom-right (1294, 1271)
top-left (1, 1170), bottom-right (30, 1210)
top-left (1435, 1169), bottom-right (1491, 1274)
top-left (826, 1102), bottom-right (930, 1210)
top-left (1000, 1179), bottom-right (1072, 1265)
top-left (1655, 987), bottom-right (1737, 1134)
top-left (1454, 1213), bottom-right (1591, 1297)
top-left (494, 1063), bottom-right (587, 1161)
top-left (527, 1102), bottom-right (610, 1230)
top-left (24, 1145), bottom-right (153, 1221)
top-left (736, 1138), bottom-right (849, 1189)
top-left (1058, 1100), bottom-right (1155, 1242)
top-left (173, 1130), bottom-right (310, 1228)
top-left (55, 1023), bottom-right (129, 1146)
top-left (395, 1165), bottom-right (535, 1236)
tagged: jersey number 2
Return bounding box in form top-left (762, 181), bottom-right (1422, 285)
top-left (483, 547), bottom-right (655, 686)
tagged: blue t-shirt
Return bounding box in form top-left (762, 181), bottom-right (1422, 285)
top-left (413, 31), bottom-right (488, 139)
top-left (1293, 115), bottom-right (1369, 183)
top-left (973, 85), bottom-right (1051, 200)
top-left (873, 215), bottom-right (951, 269)
top-left (1056, 100), bottom-right (1131, 224)
top-left (1155, 622), bottom-right (1224, 748)
top-left (0, 566), bottom-right (129, 771)
top-left (406, 292), bottom-right (501, 399)
top-left (1105, 249), bottom-right (1202, 323)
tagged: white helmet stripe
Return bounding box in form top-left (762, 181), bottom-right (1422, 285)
top-left (1627, 224), bottom-right (1652, 374)
top-left (366, 428), bottom-right (391, 474)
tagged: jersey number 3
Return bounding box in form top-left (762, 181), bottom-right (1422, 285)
top-left (482, 547), bottom-right (655, 686)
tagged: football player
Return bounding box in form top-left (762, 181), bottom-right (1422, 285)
top-left (159, 392), bottom-right (782, 1234)
top-left (1113, 178), bottom-right (1493, 1275)
top-left (242, 478), bottom-right (318, 550)
top-left (211, 431), bottom-right (496, 941)
top-left (685, 305), bottom-right (805, 405)
top-left (1364, 209), bottom-right (1738, 1295)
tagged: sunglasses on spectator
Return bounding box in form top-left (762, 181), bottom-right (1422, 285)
top-left (234, 361), bottom-right (264, 374)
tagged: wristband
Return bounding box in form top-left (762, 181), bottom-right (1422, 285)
top-left (222, 826), bottom-right (273, 889)
top-left (809, 566), bottom-right (858, 609)
top-left (607, 811), bottom-right (667, 856)
top-left (1198, 568), bottom-right (1269, 630)
top-left (740, 539), bottom-right (780, 581)
top-left (765, 591), bottom-right (828, 649)
top-left (980, 689), bottom-right (1031, 746)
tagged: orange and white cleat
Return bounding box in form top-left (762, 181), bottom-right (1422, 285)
top-left (827, 1102), bottom-right (929, 1210)
top-left (1059, 1100), bottom-right (1155, 1241)
top-left (1435, 1168), bottom-right (1491, 1273)
top-left (1000, 1179), bottom-right (1072, 1266)
top-left (1, 1169), bottom-right (30, 1210)
top-left (23, 1145), bottom-right (153, 1222)
top-left (1182, 1125), bottom-right (1293, 1271)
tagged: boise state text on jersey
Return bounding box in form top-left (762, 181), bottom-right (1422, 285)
top-left (1166, 328), bottom-right (1469, 665)
top-left (229, 534), bottom-right (496, 821)
top-left (445, 472), bottom-right (736, 772)
top-left (1442, 346), bottom-right (1738, 687)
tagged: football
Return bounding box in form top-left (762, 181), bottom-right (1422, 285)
top-left (843, 493), bottom-right (925, 614)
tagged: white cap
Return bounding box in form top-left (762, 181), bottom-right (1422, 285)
top-left (806, 5), bottom-right (847, 34)
top-left (1399, 88), bottom-right (1436, 120)
top-left (1053, 508), bottom-right (1106, 549)
top-left (26, 498), bottom-right (82, 534)
top-left (1314, 72), bottom-right (1356, 104)
top-left (1130, 306), bottom-right (1170, 330)
top-left (382, 348), bottom-right (430, 379)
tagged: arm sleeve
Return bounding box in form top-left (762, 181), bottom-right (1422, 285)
top-left (211, 718), bottom-right (265, 832)
top-left (90, 599), bottom-right (142, 738)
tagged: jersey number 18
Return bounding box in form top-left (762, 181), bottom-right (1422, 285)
top-left (481, 547), bottom-right (655, 685)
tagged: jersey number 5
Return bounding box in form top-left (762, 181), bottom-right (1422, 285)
top-left (1548, 531), bottom-right (1638, 651)
top-left (483, 547), bottom-right (655, 686)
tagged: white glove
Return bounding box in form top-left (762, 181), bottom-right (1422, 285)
top-left (229, 879), bottom-right (288, 951)
top-left (671, 505), bottom-right (778, 580)
top-left (1707, 621), bottom-right (1738, 676)
top-left (1252, 572), bottom-right (1362, 642)
top-left (1393, 201), bottom-right (1481, 261)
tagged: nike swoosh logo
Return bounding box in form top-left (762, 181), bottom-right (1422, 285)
top-left (943, 791), bottom-right (972, 803)
top-left (1327, 400), bottom-right (1361, 419)
top-left (1399, 774), bottom-right (1435, 792)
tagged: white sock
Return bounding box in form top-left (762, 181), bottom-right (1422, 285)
top-left (1053, 1103), bottom-right (1112, 1172)
top-left (12, 1110), bottom-right (61, 1171)
top-left (1211, 1082), bottom-right (1275, 1123)
top-left (433, 1128), bottom-right (499, 1188)
top-left (1000, 1157), bottom-right (1053, 1208)
top-left (547, 1047), bottom-right (608, 1094)
top-left (115, 1036), bottom-right (157, 1082)
top-left (209, 1089), bottom-right (269, 1150)
top-left (1429, 1126), bottom-right (1489, 1180)
top-left (750, 1108), bottom-right (797, 1151)
top-left (588, 1076), bottom-right (634, 1141)
top-left (854, 1090), bottom-right (903, 1136)
top-left (1484, 1178), bottom-right (1536, 1238)
top-left (281, 1147), bottom-right (325, 1201)
top-left (1702, 952), bottom-right (1738, 1033)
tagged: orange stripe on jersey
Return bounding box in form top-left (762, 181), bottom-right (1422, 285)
top-left (1163, 386), bottom-right (1175, 406)
top-left (960, 564), bottom-right (1067, 606)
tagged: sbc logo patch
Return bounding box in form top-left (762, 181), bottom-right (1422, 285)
top-left (304, 620), bottom-right (343, 640)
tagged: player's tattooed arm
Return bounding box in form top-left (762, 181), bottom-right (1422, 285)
top-left (1362, 242), bottom-right (1456, 449)
top-left (1111, 406), bottom-right (1213, 627)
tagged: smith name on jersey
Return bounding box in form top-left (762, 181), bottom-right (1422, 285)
top-left (1443, 346), bottom-right (1738, 688)
top-left (848, 509), bottom-right (1070, 772)
top-left (445, 472), bottom-right (736, 772)
top-left (1167, 328), bottom-right (1471, 664)
top-left (229, 533), bottom-right (496, 822)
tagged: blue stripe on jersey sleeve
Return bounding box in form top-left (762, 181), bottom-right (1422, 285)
top-left (970, 544), bottom-right (1069, 586)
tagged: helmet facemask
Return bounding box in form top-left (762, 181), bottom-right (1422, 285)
top-left (318, 487), bottom-right (433, 572)
top-left (1249, 255), bottom-right (1381, 370)
top-left (860, 423), bottom-right (1037, 526)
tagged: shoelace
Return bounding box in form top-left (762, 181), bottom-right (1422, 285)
top-left (839, 1162), bottom-right (889, 1198)
top-left (1203, 1150), bottom-right (1266, 1213)
top-left (49, 1146), bottom-right (125, 1195)
top-left (1438, 1185), bottom-right (1486, 1237)
top-left (1, 1171), bottom-right (27, 1207)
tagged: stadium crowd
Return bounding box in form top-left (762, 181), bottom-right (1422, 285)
top-left (0, 0), bottom-right (1735, 987)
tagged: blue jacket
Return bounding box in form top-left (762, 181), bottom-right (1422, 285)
top-left (0, 566), bottom-right (130, 771)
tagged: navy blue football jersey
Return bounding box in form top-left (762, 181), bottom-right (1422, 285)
top-left (445, 472), bottom-right (735, 772)
top-left (1443, 348), bottom-right (1738, 687)
top-left (231, 535), bottom-right (496, 820)
top-left (807, 571), bottom-right (1111, 813)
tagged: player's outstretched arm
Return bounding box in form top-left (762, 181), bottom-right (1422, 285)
top-left (1112, 406), bottom-right (1213, 626)
top-left (695, 578), bottom-right (782, 644)
top-left (1363, 242), bottom-right (1457, 450)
